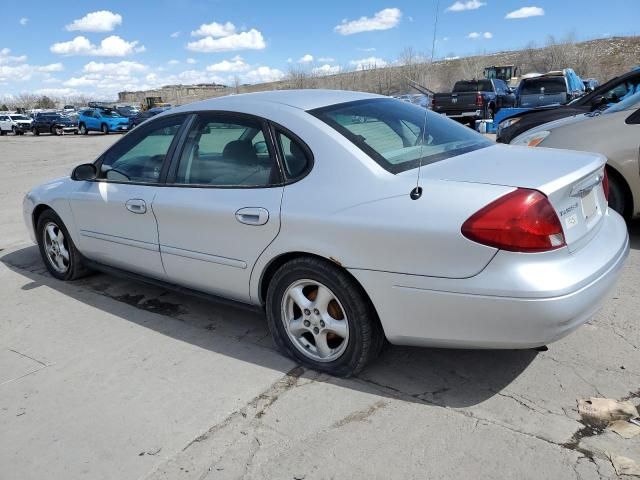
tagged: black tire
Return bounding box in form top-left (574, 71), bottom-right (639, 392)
top-left (101, 123), bottom-right (109, 135)
top-left (32, 127), bottom-right (39, 136)
top-left (265, 257), bottom-right (385, 377)
top-left (607, 172), bottom-right (629, 218)
top-left (12, 126), bottom-right (18, 135)
top-left (0, 129), bottom-right (5, 136)
top-left (79, 123), bottom-right (88, 135)
top-left (36, 209), bottom-right (91, 281)
top-left (50, 126), bottom-right (58, 136)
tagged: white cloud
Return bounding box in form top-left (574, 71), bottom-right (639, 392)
top-left (312, 64), bottom-right (342, 76)
top-left (349, 56), bottom-right (387, 69)
top-left (83, 61), bottom-right (147, 75)
top-left (63, 76), bottom-right (99, 87)
top-left (34, 87), bottom-right (81, 96)
top-left (205, 57), bottom-right (249, 72)
top-left (187, 29), bottom-right (266, 52)
top-left (444, 56), bottom-right (460, 60)
top-left (467, 31), bottom-right (492, 39)
top-left (50, 35), bottom-right (145, 57)
top-left (287, 57), bottom-right (293, 63)
top-left (241, 66), bottom-right (285, 84)
top-left (505, 6), bottom-right (544, 19)
top-left (38, 63), bottom-right (65, 72)
top-left (191, 21), bottom-right (237, 37)
top-left (298, 54), bottom-right (314, 63)
top-left (318, 56), bottom-right (335, 62)
top-left (168, 59), bottom-right (180, 65)
top-left (357, 47), bottom-right (377, 52)
top-left (19, 18), bottom-right (28, 26)
top-left (66, 10), bottom-right (122, 32)
top-left (170, 31), bottom-right (180, 38)
top-left (446, 0), bottom-right (486, 12)
top-left (335, 8), bottom-right (402, 35)
top-left (0, 49), bottom-right (27, 64)
top-left (186, 58), bottom-right (197, 64)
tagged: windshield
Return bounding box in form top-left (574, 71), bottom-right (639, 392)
top-left (310, 98), bottom-right (492, 174)
top-left (604, 91), bottom-right (640, 114)
top-left (520, 77), bottom-right (566, 95)
top-left (10, 115), bottom-right (30, 120)
top-left (453, 80), bottom-right (492, 92)
top-left (42, 114), bottom-right (62, 120)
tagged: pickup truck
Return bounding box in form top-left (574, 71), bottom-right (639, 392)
top-left (432, 79), bottom-right (515, 124)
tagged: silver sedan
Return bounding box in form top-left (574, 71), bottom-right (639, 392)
top-left (23, 90), bottom-right (629, 376)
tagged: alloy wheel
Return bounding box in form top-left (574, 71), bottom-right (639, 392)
top-left (43, 221), bottom-right (70, 273)
top-left (281, 279), bottom-right (349, 362)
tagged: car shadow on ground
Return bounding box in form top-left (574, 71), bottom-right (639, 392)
top-left (2, 245), bottom-right (540, 408)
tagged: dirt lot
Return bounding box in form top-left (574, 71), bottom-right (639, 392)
top-left (1, 133), bottom-right (639, 479)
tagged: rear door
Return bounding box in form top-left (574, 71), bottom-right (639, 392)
top-left (153, 112), bottom-right (284, 303)
top-left (0, 115), bottom-right (9, 132)
top-left (67, 114), bottom-right (188, 278)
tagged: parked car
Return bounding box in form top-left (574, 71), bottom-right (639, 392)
top-left (432, 78), bottom-right (515, 123)
top-left (78, 108), bottom-right (130, 135)
top-left (115, 105), bottom-right (139, 118)
top-left (63, 105), bottom-right (76, 113)
top-left (23, 90), bottom-right (628, 376)
top-left (583, 78), bottom-right (599, 92)
top-left (516, 69), bottom-right (585, 108)
top-left (497, 67), bottom-right (640, 143)
top-left (0, 113), bottom-right (33, 135)
top-left (129, 106), bottom-right (171, 128)
top-left (511, 91), bottom-right (640, 219)
top-left (31, 113), bottom-right (78, 135)
top-left (396, 94), bottom-right (431, 109)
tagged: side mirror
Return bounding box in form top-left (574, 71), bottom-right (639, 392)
top-left (71, 163), bottom-right (97, 181)
top-left (254, 141), bottom-right (268, 154)
top-left (590, 95), bottom-right (605, 109)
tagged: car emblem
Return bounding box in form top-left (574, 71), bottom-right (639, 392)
top-left (452, 98), bottom-right (457, 104)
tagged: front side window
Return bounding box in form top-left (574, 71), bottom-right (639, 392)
top-left (99, 115), bottom-right (186, 183)
top-left (311, 98), bottom-right (491, 174)
top-left (174, 115), bottom-right (279, 186)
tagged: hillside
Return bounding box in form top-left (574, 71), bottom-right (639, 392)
top-left (118, 35), bottom-right (640, 105)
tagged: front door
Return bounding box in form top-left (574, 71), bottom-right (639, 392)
top-left (152, 113), bottom-right (284, 303)
top-left (68, 114), bottom-right (188, 279)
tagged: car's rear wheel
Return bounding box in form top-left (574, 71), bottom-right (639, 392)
top-left (607, 172), bottom-right (629, 218)
top-left (101, 123), bottom-right (109, 134)
top-left (36, 210), bottom-right (90, 281)
top-left (266, 257), bottom-right (384, 377)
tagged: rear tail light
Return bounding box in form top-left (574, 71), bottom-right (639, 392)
top-left (476, 93), bottom-right (484, 108)
top-left (602, 168), bottom-right (609, 202)
top-left (462, 189), bottom-right (566, 253)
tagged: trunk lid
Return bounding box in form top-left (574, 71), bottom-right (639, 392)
top-left (419, 144), bottom-right (608, 251)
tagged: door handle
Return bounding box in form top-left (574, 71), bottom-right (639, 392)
top-left (235, 207), bottom-right (269, 226)
top-left (125, 198), bottom-right (147, 214)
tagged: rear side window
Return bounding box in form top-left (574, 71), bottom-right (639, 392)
top-left (311, 98), bottom-right (491, 174)
top-left (275, 130), bottom-right (311, 179)
top-left (520, 77), bottom-right (567, 95)
top-left (174, 115), bottom-right (279, 187)
top-left (453, 80), bottom-right (492, 92)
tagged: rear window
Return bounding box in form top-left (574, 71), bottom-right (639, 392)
top-left (310, 98), bottom-right (491, 174)
top-left (520, 77), bottom-right (567, 95)
top-left (453, 80), bottom-right (493, 92)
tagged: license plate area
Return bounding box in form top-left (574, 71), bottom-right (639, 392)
top-left (581, 188), bottom-right (598, 225)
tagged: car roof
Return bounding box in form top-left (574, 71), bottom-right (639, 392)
top-left (173, 89), bottom-right (383, 113)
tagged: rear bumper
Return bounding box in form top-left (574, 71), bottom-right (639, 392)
top-left (440, 110), bottom-right (482, 119)
top-left (349, 211), bottom-right (629, 349)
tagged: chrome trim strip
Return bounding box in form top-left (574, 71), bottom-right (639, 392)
top-left (160, 245), bottom-right (247, 269)
top-left (79, 230), bottom-right (159, 252)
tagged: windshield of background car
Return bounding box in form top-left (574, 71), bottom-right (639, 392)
top-left (453, 80), bottom-right (492, 92)
top-left (520, 77), bottom-right (566, 95)
top-left (604, 91), bottom-right (640, 114)
top-left (10, 115), bottom-right (30, 121)
top-left (310, 98), bottom-right (492, 174)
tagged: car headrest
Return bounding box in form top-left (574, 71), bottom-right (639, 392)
top-left (222, 140), bottom-right (258, 163)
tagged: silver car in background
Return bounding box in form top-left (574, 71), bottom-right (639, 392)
top-left (23, 90), bottom-right (629, 376)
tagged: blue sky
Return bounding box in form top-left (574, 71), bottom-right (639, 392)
top-left (1, 0), bottom-right (638, 99)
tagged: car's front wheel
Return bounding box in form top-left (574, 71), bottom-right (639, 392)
top-left (32, 127), bottom-right (39, 136)
top-left (36, 210), bottom-right (90, 281)
top-left (79, 123), bottom-right (88, 135)
top-left (266, 257), bottom-right (384, 377)
top-left (101, 123), bottom-right (109, 134)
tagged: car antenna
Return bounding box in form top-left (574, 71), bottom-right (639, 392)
top-left (411, 0), bottom-right (440, 201)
